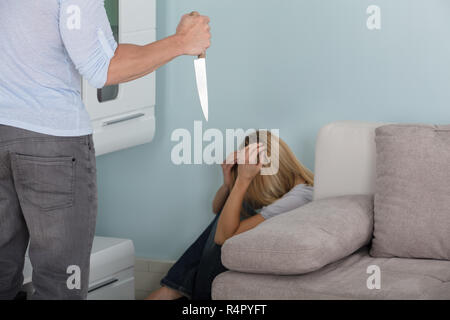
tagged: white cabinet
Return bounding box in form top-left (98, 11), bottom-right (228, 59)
top-left (82, 0), bottom-right (157, 156)
top-left (88, 237), bottom-right (135, 300)
top-left (23, 236), bottom-right (136, 300)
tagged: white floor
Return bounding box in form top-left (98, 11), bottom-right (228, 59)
top-left (134, 258), bottom-right (174, 300)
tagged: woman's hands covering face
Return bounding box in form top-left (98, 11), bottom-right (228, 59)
top-left (222, 143), bottom-right (267, 188)
top-left (237, 143), bottom-right (266, 182)
top-left (221, 151), bottom-right (238, 190)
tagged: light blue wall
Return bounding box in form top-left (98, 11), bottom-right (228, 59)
top-left (95, 0), bottom-right (450, 260)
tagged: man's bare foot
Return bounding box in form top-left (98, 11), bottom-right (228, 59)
top-left (145, 286), bottom-right (184, 300)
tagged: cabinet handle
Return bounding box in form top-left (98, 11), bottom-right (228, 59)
top-left (88, 278), bottom-right (119, 293)
top-left (103, 113), bottom-right (145, 126)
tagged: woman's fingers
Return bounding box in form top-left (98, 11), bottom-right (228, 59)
top-left (235, 143), bottom-right (267, 180)
top-left (240, 143), bottom-right (265, 165)
top-left (236, 147), bottom-right (246, 164)
top-left (259, 149), bottom-right (270, 165)
top-left (250, 143), bottom-right (266, 162)
top-left (232, 143), bottom-right (267, 166)
top-left (248, 146), bottom-right (259, 164)
top-left (224, 150), bottom-right (238, 165)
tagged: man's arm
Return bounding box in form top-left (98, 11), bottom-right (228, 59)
top-left (106, 14), bottom-right (211, 86)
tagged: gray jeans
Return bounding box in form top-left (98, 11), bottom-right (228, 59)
top-left (0, 125), bottom-right (97, 300)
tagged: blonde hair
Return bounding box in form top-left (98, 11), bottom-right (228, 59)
top-left (231, 131), bottom-right (314, 211)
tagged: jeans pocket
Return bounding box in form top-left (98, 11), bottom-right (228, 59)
top-left (12, 153), bottom-right (75, 212)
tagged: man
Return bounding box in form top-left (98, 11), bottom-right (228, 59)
top-left (0, 0), bottom-right (210, 300)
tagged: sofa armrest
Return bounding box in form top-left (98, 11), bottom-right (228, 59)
top-left (221, 195), bottom-right (374, 275)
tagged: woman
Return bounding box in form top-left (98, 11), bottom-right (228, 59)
top-left (147, 131), bottom-right (314, 300)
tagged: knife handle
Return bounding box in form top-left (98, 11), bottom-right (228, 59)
top-left (190, 11), bottom-right (207, 59)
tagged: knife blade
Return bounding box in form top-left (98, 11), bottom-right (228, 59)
top-left (190, 11), bottom-right (209, 121)
top-left (194, 53), bottom-right (208, 121)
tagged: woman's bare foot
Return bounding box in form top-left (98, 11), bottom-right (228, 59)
top-left (145, 286), bottom-right (184, 300)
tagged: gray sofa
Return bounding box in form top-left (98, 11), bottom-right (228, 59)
top-left (211, 121), bottom-right (450, 300)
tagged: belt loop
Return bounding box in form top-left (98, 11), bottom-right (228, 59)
top-left (85, 135), bottom-right (91, 149)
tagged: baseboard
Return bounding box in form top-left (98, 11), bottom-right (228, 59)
top-left (134, 258), bottom-right (174, 300)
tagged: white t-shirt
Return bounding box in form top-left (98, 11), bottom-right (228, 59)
top-left (243, 184), bottom-right (314, 220)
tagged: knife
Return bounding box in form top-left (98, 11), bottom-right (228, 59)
top-left (191, 12), bottom-right (209, 121)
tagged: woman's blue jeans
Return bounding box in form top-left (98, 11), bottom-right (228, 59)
top-left (160, 213), bottom-right (227, 300)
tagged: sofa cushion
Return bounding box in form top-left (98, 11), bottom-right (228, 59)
top-left (371, 124), bottom-right (450, 260)
top-left (221, 195), bottom-right (373, 275)
top-left (212, 247), bottom-right (450, 300)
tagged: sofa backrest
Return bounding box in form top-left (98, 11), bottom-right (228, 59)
top-left (313, 121), bottom-right (388, 200)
